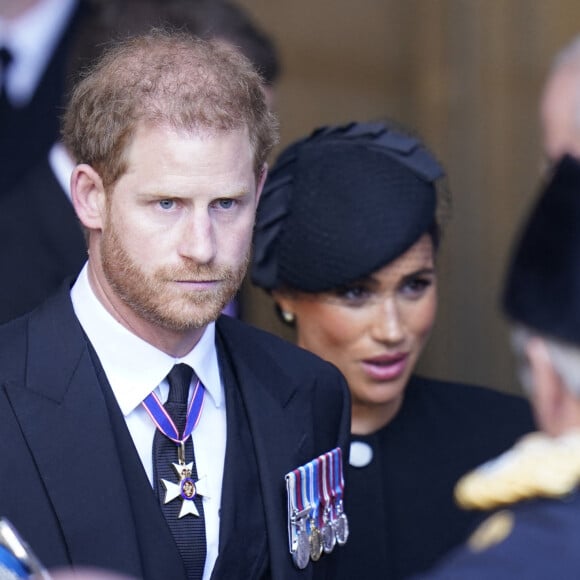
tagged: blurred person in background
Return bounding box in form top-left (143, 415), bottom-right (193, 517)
top-left (541, 34), bottom-right (580, 164)
top-left (0, 0), bottom-right (87, 193)
top-left (251, 120), bottom-right (535, 579)
top-left (416, 155), bottom-right (580, 579)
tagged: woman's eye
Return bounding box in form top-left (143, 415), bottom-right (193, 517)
top-left (402, 277), bottom-right (432, 297)
top-left (159, 199), bottom-right (174, 210)
top-left (344, 287), bottom-right (366, 299)
top-left (333, 286), bottom-right (371, 303)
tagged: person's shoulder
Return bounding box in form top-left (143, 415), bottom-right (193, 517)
top-left (511, 490), bottom-right (580, 545)
top-left (418, 494), bottom-right (580, 580)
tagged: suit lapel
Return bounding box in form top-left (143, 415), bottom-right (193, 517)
top-left (210, 340), bottom-right (269, 579)
top-left (3, 290), bottom-right (143, 577)
top-left (216, 317), bottom-right (315, 580)
top-left (216, 317), bottom-right (313, 465)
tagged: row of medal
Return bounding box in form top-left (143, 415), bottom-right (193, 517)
top-left (285, 447), bottom-right (349, 569)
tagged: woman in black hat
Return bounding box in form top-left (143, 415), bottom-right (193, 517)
top-left (251, 121), bottom-right (535, 579)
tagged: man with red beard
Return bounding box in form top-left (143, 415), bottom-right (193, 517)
top-left (0, 31), bottom-right (350, 580)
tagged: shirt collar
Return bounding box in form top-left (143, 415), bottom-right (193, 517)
top-left (70, 263), bottom-right (223, 416)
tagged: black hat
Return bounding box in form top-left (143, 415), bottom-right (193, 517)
top-left (251, 121), bottom-right (445, 293)
top-left (503, 155), bottom-right (580, 344)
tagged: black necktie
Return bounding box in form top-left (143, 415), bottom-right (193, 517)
top-left (152, 364), bottom-right (207, 580)
top-left (0, 46), bottom-right (13, 106)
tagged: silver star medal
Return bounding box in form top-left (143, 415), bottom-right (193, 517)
top-left (161, 462), bottom-right (209, 518)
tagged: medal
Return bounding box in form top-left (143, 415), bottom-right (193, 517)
top-left (286, 469), bottom-right (312, 569)
top-left (307, 461), bottom-right (323, 562)
top-left (292, 518), bottom-right (310, 570)
top-left (332, 448), bottom-right (349, 545)
top-left (320, 453), bottom-right (336, 553)
top-left (143, 377), bottom-right (206, 518)
top-left (334, 509), bottom-right (349, 545)
top-left (309, 524), bottom-right (323, 562)
top-left (160, 454), bottom-right (210, 518)
top-left (285, 446), bottom-right (349, 566)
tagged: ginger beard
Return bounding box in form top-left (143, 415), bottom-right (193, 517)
top-left (100, 219), bottom-right (249, 331)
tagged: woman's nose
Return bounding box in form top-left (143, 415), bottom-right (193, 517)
top-left (371, 298), bottom-right (405, 344)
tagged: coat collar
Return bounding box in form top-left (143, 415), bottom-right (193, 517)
top-left (216, 315), bottom-right (312, 459)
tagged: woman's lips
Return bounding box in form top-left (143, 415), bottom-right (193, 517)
top-left (361, 353), bottom-right (409, 381)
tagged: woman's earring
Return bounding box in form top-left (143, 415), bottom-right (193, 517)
top-left (281, 310), bottom-right (295, 324)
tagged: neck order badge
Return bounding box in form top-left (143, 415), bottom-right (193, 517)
top-left (143, 365), bottom-right (208, 515)
top-left (144, 363), bottom-right (208, 580)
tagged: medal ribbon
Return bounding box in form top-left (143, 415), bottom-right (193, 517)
top-left (142, 378), bottom-right (205, 444)
top-left (334, 447), bottom-right (345, 503)
top-left (294, 468), bottom-right (304, 512)
top-left (316, 457), bottom-right (325, 528)
top-left (332, 450), bottom-right (342, 517)
top-left (308, 460), bottom-right (319, 527)
top-left (321, 453), bottom-right (332, 521)
top-left (326, 451), bottom-right (337, 518)
top-left (300, 465), bottom-right (310, 533)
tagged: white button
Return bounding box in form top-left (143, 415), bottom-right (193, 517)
top-left (349, 441), bottom-right (373, 468)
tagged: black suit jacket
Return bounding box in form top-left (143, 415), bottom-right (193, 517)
top-left (0, 285), bottom-right (350, 579)
top-left (0, 159), bottom-right (86, 324)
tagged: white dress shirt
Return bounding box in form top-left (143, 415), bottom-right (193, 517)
top-left (71, 264), bottom-right (226, 580)
top-left (0, 0), bottom-right (77, 106)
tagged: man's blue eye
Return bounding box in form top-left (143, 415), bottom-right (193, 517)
top-left (159, 199), bottom-right (174, 210)
top-left (218, 199), bottom-right (234, 209)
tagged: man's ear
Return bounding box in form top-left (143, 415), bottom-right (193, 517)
top-left (70, 164), bottom-right (107, 231)
top-left (527, 337), bottom-right (567, 436)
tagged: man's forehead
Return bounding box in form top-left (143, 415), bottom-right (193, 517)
top-left (130, 121), bottom-right (251, 142)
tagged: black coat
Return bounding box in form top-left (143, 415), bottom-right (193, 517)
top-left (0, 159), bottom-right (86, 324)
top-left (0, 285), bottom-right (351, 579)
top-left (336, 375), bottom-right (535, 580)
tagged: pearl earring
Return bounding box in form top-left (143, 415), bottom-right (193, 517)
top-left (281, 310), bottom-right (295, 324)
